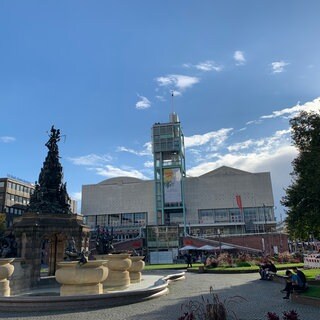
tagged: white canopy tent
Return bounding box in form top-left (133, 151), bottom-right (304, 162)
top-left (198, 245), bottom-right (217, 251)
top-left (179, 245), bottom-right (198, 251)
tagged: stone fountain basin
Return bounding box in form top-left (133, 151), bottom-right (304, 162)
top-left (0, 272), bottom-right (185, 312)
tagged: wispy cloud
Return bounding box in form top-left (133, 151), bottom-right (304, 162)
top-left (233, 51), bottom-right (246, 65)
top-left (68, 154), bottom-right (112, 166)
top-left (0, 136), bottom-right (16, 143)
top-left (155, 95), bottom-right (166, 102)
top-left (184, 60), bottom-right (223, 72)
top-left (71, 192), bottom-right (82, 202)
top-left (185, 128), bottom-right (233, 149)
top-left (155, 74), bottom-right (200, 93)
top-left (261, 97), bottom-right (320, 119)
top-left (144, 161), bottom-right (154, 168)
top-left (117, 142), bottom-right (152, 157)
top-left (271, 61), bottom-right (290, 73)
top-left (93, 165), bottom-right (148, 180)
top-left (136, 95), bottom-right (151, 110)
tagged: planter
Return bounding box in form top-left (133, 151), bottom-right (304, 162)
top-left (55, 260), bottom-right (108, 296)
top-left (103, 253), bottom-right (132, 290)
top-left (128, 256), bottom-right (145, 283)
top-left (0, 258), bottom-right (15, 297)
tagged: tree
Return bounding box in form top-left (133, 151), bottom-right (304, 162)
top-left (281, 111), bottom-right (320, 240)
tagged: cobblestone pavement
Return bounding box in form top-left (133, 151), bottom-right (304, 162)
top-left (0, 271), bottom-right (319, 320)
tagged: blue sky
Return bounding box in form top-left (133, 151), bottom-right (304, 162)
top-left (1, 1), bottom-right (320, 220)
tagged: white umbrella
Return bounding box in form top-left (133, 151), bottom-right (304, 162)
top-left (198, 245), bottom-right (217, 251)
top-left (220, 244), bottom-right (234, 250)
top-left (179, 245), bottom-right (198, 251)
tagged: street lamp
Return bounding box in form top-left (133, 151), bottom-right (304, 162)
top-left (217, 228), bottom-right (221, 255)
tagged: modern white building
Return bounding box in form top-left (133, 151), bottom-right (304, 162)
top-left (81, 166), bottom-right (276, 239)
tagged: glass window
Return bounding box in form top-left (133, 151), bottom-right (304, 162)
top-left (199, 209), bottom-right (214, 224)
top-left (169, 212), bottom-right (183, 225)
top-left (122, 213), bottom-right (134, 225)
top-left (214, 209), bottom-right (229, 222)
top-left (244, 208), bottom-right (258, 222)
top-left (134, 213), bottom-right (147, 225)
top-left (96, 215), bottom-right (106, 226)
top-left (109, 214), bottom-right (120, 226)
top-left (85, 216), bottom-right (96, 228)
top-left (230, 209), bottom-right (242, 222)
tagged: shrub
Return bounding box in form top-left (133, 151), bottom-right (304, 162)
top-left (266, 310), bottom-right (300, 320)
top-left (236, 261), bottom-right (251, 267)
top-left (205, 256), bottom-right (218, 268)
top-left (179, 286), bottom-right (245, 320)
top-left (217, 253), bottom-right (233, 267)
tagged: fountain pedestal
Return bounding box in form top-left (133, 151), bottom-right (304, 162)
top-left (0, 258), bottom-right (14, 297)
top-left (55, 260), bottom-right (108, 296)
top-left (103, 253), bottom-right (131, 290)
top-left (128, 256), bottom-right (145, 283)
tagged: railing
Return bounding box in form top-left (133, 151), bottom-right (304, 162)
top-left (304, 254), bottom-right (320, 268)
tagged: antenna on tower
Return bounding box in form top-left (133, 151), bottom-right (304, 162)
top-left (171, 90), bottom-right (175, 114)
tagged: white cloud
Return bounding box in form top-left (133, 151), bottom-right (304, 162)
top-left (68, 154), bottom-right (112, 166)
top-left (261, 97), bottom-right (320, 119)
top-left (0, 136), bottom-right (16, 143)
top-left (246, 119), bottom-right (262, 126)
top-left (185, 128), bottom-right (233, 148)
top-left (144, 161), bottom-right (154, 168)
top-left (271, 61), bottom-right (290, 73)
top-left (183, 60), bottom-right (223, 72)
top-left (136, 95), bottom-right (151, 110)
top-left (94, 165), bottom-right (148, 180)
top-left (155, 74), bottom-right (200, 91)
top-left (117, 142), bottom-right (152, 156)
top-left (195, 60), bottom-right (223, 72)
top-left (71, 192), bottom-right (82, 202)
top-left (155, 95), bottom-right (166, 102)
top-left (233, 51), bottom-right (246, 65)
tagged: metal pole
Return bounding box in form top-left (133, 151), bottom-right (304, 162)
top-left (217, 228), bottom-right (221, 254)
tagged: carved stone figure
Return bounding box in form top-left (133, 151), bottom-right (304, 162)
top-left (0, 232), bottom-right (17, 258)
top-left (95, 226), bottom-right (115, 255)
top-left (64, 237), bottom-right (89, 265)
top-left (28, 126), bottom-right (71, 214)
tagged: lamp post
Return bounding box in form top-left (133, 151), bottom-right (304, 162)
top-left (217, 228), bottom-right (221, 255)
top-left (263, 204), bottom-right (269, 255)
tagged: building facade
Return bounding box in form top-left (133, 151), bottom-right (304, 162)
top-left (0, 177), bottom-right (35, 227)
top-left (81, 167), bottom-right (276, 237)
top-left (0, 176), bottom-right (78, 229)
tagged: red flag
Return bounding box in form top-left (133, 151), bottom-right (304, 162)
top-left (236, 194), bottom-right (243, 211)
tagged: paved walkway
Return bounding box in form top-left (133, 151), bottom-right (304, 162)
top-left (1, 271), bottom-right (319, 320)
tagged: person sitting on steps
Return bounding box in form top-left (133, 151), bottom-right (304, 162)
top-left (282, 269), bottom-right (304, 299)
top-left (292, 266), bottom-right (307, 289)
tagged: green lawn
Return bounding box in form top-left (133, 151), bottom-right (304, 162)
top-left (144, 263), bottom-right (202, 270)
top-left (302, 285), bottom-right (320, 299)
top-left (144, 262), bottom-right (305, 273)
top-left (277, 268), bottom-right (320, 281)
top-left (144, 263), bottom-right (320, 299)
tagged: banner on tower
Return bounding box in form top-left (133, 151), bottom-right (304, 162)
top-left (163, 168), bottom-right (182, 205)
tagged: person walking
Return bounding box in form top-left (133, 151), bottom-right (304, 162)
top-left (186, 253), bottom-right (192, 268)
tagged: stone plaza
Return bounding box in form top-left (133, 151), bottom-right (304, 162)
top-left (0, 271), bottom-right (319, 320)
